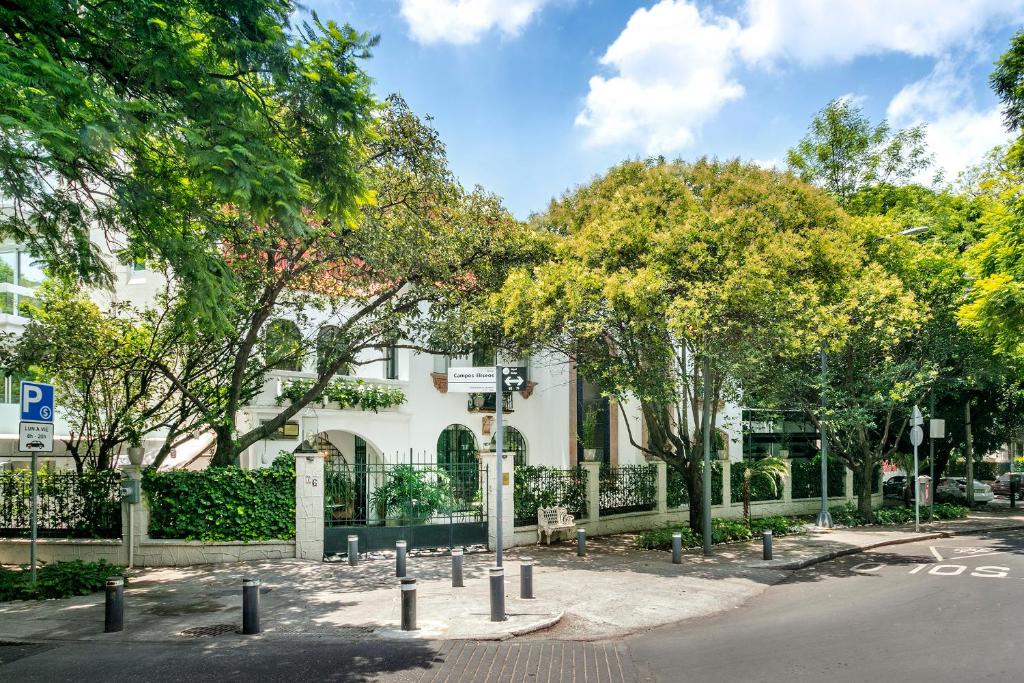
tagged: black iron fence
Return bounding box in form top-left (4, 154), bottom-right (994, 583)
top-left (667, 461), bottom-right (723, 507)
top-left (323, 459), bottom-right (486, 554)
top-left (0, 469), bottom-right (122, 539)
top-left (599, 464), bottom-right (657, 516)
top-left (514, 465), bottom-right (588, 526)
top-left (791, 457), bottom-right (846, 499)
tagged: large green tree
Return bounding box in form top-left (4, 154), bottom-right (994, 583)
top-left (787, 98), bottom-right (931, 207)
top-left (6, 281), bottom-right (205, 473)
top-left (0, 1), bottom-right (377, 324)
top-left (498, 159), bottom-right (855, 530)
top-left (157, 98), bottom-right (536, 466)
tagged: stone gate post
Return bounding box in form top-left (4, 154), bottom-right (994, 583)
top-left (295, 451), bottom-right (325, 560)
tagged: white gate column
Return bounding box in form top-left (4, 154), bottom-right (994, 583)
top-left (295, 451), bottom-right (325, 560)
top-left (480, 450), bottom-right (513, 553)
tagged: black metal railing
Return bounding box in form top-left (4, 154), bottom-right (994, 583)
top-left (599, 464), bottom-right (657, 516)
top-left (514, 466), bottom-right (588, 526)
top-left (0, 469), bottom-right (122, 539)
top-left (467, 392), bottom-right (514, 413)
top-left (324, 461), bottom-right (485, 527)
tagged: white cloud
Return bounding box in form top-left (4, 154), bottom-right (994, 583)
top-left (887, 59), bottom-right (1011, 182)
top-left (576, 0), bottom-right (1024, 153)
top-left (398, 0), bottom-right (550, 45)
top-left (575, 1), bottom-right (743, 153)
top-left (739, 0), bottom-right (1024, 66)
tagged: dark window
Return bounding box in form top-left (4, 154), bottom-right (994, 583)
top-left (490, 426), bottom-right (527, 466)
top-left (385, 345), bottom-right (398, 380)
top-left (263, 420), bottom-right (300, 440)
top-left (577, 377), bottom-right (611, 466)
top-left (265, 319), bottom-right (304, 372)
top-left (317, 326), bottom-right (348, 377)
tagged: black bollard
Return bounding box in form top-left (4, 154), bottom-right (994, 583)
top-left (348, 535), bottom-right (359, 566)
top-left (400, 577), bottom-right (417, 631)
top-left (489, 566), bottom-right (506, 622)
top-left (451, 547), bottom-right (464, 588)
top-left (1011, 479), bottom-right (1017, 509)
top-left (762, 529), bottom-right (773, 561)
top-left (576, 528), bottom-right (586, 557)
top-left (396, 540), bottom-right (407, 578)
top-left (671, 532), bottom-right (682, 564)
top-left (242, 577), bottom-right (261, 635)
top-left (520, 559), bottom-right (534, 599)
top-left (104, 576), bottom-right (124, 633)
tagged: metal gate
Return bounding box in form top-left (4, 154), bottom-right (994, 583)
top-left (323, 457), bottom-right (488, 556)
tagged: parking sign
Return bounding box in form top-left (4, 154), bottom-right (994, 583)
top-left (20, 381), bottom-right (54, 422)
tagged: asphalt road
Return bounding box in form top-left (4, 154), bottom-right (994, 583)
top-left (630, 528), bottom-right (1024, 682)
top-left (2, 529), bottom-right (1021, 682)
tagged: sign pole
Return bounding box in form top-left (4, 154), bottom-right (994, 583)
top-left (30, 451), bottom-right (38, 583)
top-left (495, 365), bottom-right (504, 568)
top-left (929, 393), bottom-right (935, 522)
top-left (910, 405), bottom-right (923, 533)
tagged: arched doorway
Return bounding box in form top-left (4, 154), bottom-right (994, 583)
top-left (489, 426), bottom-right (527, 466)
top-left (437, 424), bottom-right (479, 508)
top-left (301, 431), bottom-right (379, 526)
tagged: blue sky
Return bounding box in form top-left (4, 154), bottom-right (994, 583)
top-left (301, 1), bottom-right (1024, 218)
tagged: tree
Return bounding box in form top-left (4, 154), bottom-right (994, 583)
top-left (156, 98), bottom-right (535, 466)
top-left (497, 158), bottom-right (856, 530)
top-left (737, 456), bottom-right (787, 525)
top-left (0, 1), bottom-right (377, 325)
top-left (787, 98), bottom-right (931, 206)
top-left (7, 280), bottom-right (205, 473)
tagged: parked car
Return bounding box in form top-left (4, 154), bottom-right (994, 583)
top-left (991, 473), bottom-right (1023, 497)
top-left (937, 477), bottom-right (994, 504)
top-left (883, 475), bottom-right (907, 497)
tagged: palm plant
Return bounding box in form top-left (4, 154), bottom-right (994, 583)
top-left (738, 456), bottom-right (788, 524)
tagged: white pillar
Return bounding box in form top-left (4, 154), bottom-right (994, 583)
top-left (845, 466), bottom-right (855, 501)
top-left (579, 460), bottom-right (602, 523)
top-left (721, 459), bottom-right (731, 508)
top-left (480, 450), bottom-right (514, 553)
top-left (655, 461), bottom-right (668, 514)
top-left (121, 464), bottom-right (144, 568)
top-left (783, 459), bottom-right (793, 503)
top-left (295, 451), bottom-right (324, 560)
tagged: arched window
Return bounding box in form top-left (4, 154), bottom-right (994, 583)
top-left (317, 325), bottom-right (346, 377)
top-left (490, 426), bottom-right (527, 467)
top-left (265, 319), bottom-right (303, 372)
top-left (437, 424), bottom-right (479, 507)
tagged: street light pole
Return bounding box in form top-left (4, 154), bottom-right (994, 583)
top-left (816, 349), bottom-right (833, 528)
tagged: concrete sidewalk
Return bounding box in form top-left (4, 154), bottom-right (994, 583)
top-left (1, 510), bottom-right (1021, 644)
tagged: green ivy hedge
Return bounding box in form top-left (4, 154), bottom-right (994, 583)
top-left (142, 454), bottom-right (295, 541)
top-left (667, 460), bottom-right (723, 508)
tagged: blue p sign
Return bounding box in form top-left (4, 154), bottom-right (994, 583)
top-left (20, 381), bottom-right (54, 422)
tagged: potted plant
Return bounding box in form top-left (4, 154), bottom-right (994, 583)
top-left (370, 466), bottom-right (454, 526)
top-left (577, 406), bottom-right (600, 461)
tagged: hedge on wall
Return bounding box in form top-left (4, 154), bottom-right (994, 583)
top-left (142, 453), bottom-right (295, 541)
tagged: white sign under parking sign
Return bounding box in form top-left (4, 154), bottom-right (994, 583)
top-left (19, 421), bottom-right (53, 453)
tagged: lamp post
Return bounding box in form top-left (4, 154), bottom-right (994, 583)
top-left (816, 349), bottom-right (833, 528)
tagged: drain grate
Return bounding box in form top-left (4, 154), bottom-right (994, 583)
top-left (178, 624), bottom-right (238, 638)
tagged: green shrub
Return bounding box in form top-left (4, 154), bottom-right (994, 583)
top-left (370, 465), bottom-right (454, 522)
top-left (277, 378), bottom-right (405, 412)
top-left (749, 515), bottom-right (806, 536)
top-left (667, 461), bottom-right (723, 508)
top-left (829, 502), bottom-right (969, 527)
top-left (635, 515), bottom-right (805, 551)
top-left (142, 453), bottom-right (295, 541)
top-left (0, 560), bottom-right (127, 602)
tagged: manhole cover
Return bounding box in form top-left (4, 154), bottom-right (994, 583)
top-left (178, 624), bottom-right (238, 638)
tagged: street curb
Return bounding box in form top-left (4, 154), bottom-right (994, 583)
top-left (372, 610), bottom-right (565, 642)
top-left (748, 522), bottom-right (1024, 571)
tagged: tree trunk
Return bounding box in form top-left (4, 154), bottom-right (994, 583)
top-left (686, 461), bottom-right (701, 529)
top-left (210, 428), bottom-right (239, 468)
top-left (858, 458), bottom-right (874, 522)
top-left (743, 477), bottom-right (751, 524)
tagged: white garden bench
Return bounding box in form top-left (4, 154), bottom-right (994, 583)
top-left (537, 506), bottom-right (576, 545)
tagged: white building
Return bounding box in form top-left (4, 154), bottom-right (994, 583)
top-left (0, 238), bottom-right (747, 473)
